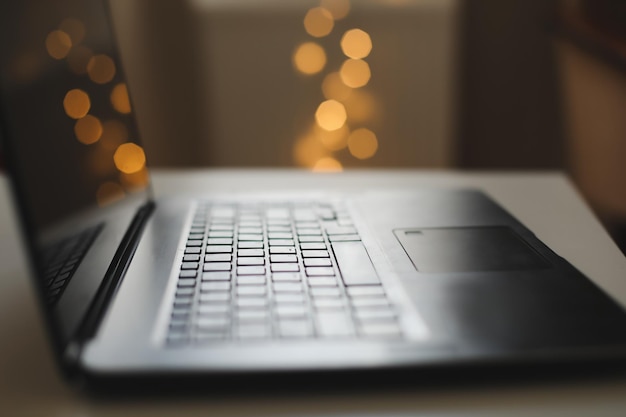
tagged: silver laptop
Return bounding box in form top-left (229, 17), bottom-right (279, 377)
top-left (2, 0), bottom-right (626, 388)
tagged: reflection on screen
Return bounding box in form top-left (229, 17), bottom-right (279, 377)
top-left (0, 0), bottom-right (149, 231)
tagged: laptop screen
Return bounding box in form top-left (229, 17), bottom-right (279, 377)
top-left (0, 0), bottom-right (151, 349)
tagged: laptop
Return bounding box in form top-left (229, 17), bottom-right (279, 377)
top-left (2, 0), bottom-right (626, 388)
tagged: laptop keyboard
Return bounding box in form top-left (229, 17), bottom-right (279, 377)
top-left (165, 202), bottom-right (404, 345)
top-left (41, 224), bottom-right (102, 306)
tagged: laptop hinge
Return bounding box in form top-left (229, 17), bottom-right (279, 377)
top-left (64, 201), bottom-right (155, 367)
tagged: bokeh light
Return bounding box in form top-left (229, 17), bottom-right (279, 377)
top-left (304, 7), bottom-right (334, 38)
top-left (322, 72), bottom-right (352, 101)
top-left (293, 42), bottom-right (327, 75)
top-left (321, 0), bottom-right (351, 20)
top-left (74, 115), bottom-right (103, 145)
top-left (46, 30), bottom-right (72, 60)
top-left (315, 100), bottom-right (347, 131)
top-left (339, 59), bottom-right (371, 88)
top-left (294, 132), bottom-right (328, 168)
top-left (341, 29), bottom-right (372, 59)
top-left (348, 128), bottom-right (378, 159)
top-left (87, 54), bottom-right (116, 84)
top-left (313, 157), bottom-right (343, 172)
top-left (110, 83), bottom-right (131, 114)
top-left (63, 89), bottom-right (90, 119)
top-left (114, 143), bottom-right (146, 174)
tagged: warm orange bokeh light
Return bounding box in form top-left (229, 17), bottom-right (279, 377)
top-left (339, 59), bottom-right (371, 88)
top-left (348, 128), bottom-right (378, 159)
top-left (110, 83), bottom-right (131, 114)
top-left (321, 0), bottom-right (351, 20)
top-left (63, 89), bottom-right (90, 119)
top-left (46, 30), bottom-right (72, 60)
top-left (315, 100), bottom-right (347, 131)
top-left (322, 72), bottom-right (352, 101)
top-left (96, 182), bottom-right (125, 207)
top-left (74, 115), bottom-right (103, 145)
top-left (114, 143), bottom-right (146, 174)
top-left (304, 7), bottom-right (334, 38)
top-left (59, 18), bottom-right (86, 45)
top-left (313, 157), bottom-right (343, 172)
top-left (341, 29), bottom-right (372, 59)
top-left (293, 133), bottom-right (328, 168)
top-left (293, 42), bottom-right (327, 75)
top-left (87, 54), bottom-right (116, 84)
top-left (67, 46), bottom-right (93, 75)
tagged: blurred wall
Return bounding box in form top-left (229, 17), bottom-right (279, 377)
top-left (456, 0), bottom-right (566, 169)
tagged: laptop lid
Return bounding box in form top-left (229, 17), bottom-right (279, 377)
top-left (0, 0), bottom-right (153, 367)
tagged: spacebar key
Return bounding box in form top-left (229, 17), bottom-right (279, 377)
top-left (332, 241), bottom-right (381, 286)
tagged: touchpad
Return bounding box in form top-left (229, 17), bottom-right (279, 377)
top-left (394, 227), bottom-right (550, 273)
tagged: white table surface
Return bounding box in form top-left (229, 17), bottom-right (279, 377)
top-left (2, 169), bottom-right (626, 416)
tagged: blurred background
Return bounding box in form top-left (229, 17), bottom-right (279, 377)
top-left (35, 0), bottom-right (626, 250)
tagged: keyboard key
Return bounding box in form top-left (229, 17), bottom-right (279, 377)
top-left (273, 282), bottom-right (303, 293)
top-left (197, 304), bottom-right (230, 315)
top-left (329, 234), bottom-right (361, 242)
top-left (332, 242), bottom-right (381, 286)
top-left (274, 293), bottom-right (305, 304)
top-left (304, 258), bottom-right (332, 267)
top-left (186, 240), bottom-right (202, 247)
top-left (237, 286), bottom-right (266, 296)
top-left (238, 249), bottom-right (264, 257)
top-left (267, 225), bottom-right (291, 232)
top-left (238, 234), bottom-right (263, 241)
top-left (306, 267), bottom-right (335, 277)
top-left (208, 231), bottom-right (233, 238)
top-left (237, 257), bottom-right (265, 266)
top-left (237, 266), bottom-right (266, 275)
top-left (196, 316), bottom-right (230, 330)
top-left (298, 236), bottom-right (324, 243)
top-left (179, 270), bottom-right (197, 279)
top-left (272, 273), bottom-right (301, 282)
top-left (236, 298), bottom-right (268, 309)
top-left (269, 246), bottom-right (296, 254)
top-left (310, 287), bottom-right (341, 298)
top-left (313, 298), bottom-right (344, 309)
top-left (237, 275), bottom-right (266, 285)
top-left (296, 229), bottom-right (322, 236)
top-left (207, 238), bottom-right (233, 245)
top-left (203, 262), bottom-right (231, 272)
top-left (325, 226), bottom-right (358, 235)
top-left (270, 254), bottom-right (297, 263)
top-left (296, 221), bottom-right (318, 228)
top-left (181, 262), bottom-right (199, 270)
top-left (201, 271), bottom-right (231, 281)
top-left (238, 227), bottom-right (262, 234)
top-left (354, 309), bottom-right (397, 322)
top-left (308, 277), bottom-right (338, 287)
top-left (300, 242), bottom-right (326, 250)
top-left (185, 247), bottom-right (202, 254)
top-left (206, 245), bottom-right (232, 253)
top-left (199, 292), bottom-right (230, 303)
top-left (268, 232), bottom-right (293, 239)
top-left (271, 263), bottom-right (300, 273)
top-left (205, 253), bottom-right (232, 262)
top-left (209, 224), bottom-right (234, 231)
top-left (183, 254), bottom-right (201, 262)
top-left (301, 250), bottom-right (329, 258)
top-left (269, 239), bottom-right (295, 246)
top-left (177, 278), bottom-right (196, 287)
top-left (351, 298), bottom-right (390, 308)
top-left (176, 287), bottom-right (195, 297)
top-left (200, 281), bottom-right (231, 292)
top-left (238, 241), bottom-right (264, 249)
